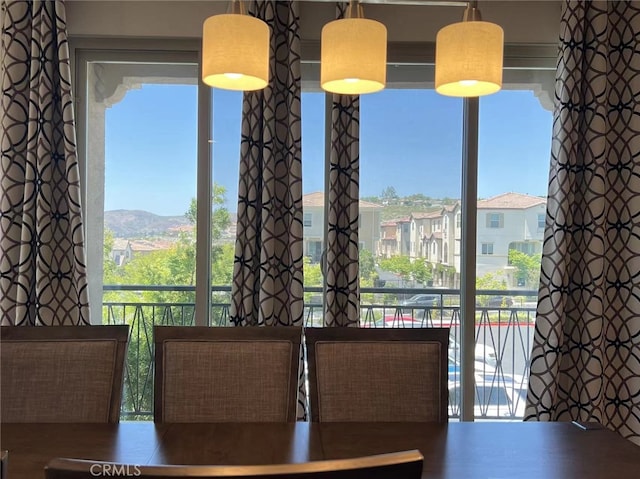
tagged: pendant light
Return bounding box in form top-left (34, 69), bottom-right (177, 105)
top-left (321, 0), bottom-right (387, 95)
top-left (202, 0), bottom-right (270, 91)
top-left (435, 1), bottom-right (503, 97)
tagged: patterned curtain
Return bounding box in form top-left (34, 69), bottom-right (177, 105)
top-left (229, 0), bottom-right (304, 419)
top-left (525, 1), bottom-right (640, 446)
top-left (0, 0), bottom-right (89, 325)
top-left (230, 0), bottom-right (303, 328)
top-left (323, 2), bottom-right (360, 327)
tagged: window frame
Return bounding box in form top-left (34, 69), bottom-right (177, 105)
top-left (71, 38), bottom-right (210, 325)
top-left (487, 213), bottom-right (504, 229)
top-left (72, 37), bottom-right (557, 422)
top-left (304, 213), bottom-right (313, 227)
top-left (481, 243), bottom-right (494, 255)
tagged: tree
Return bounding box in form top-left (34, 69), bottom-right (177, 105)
top-left (476, 271), bottom-right (508, 290)
top-left (103, 228), bottom-right (117, 283)
top-left (379, 255), bottom-right (413, 279)
top-left (359, 248), bottom-right (376, 284)
top-left (475, 271), bottom-right (508, 306)
top-left (377, 255), bottom-right (433, 285)
top-left (186, 184), bottom-right (231, 243)
top-left (412, 260), bottom-right (432, 285)
top-left (381, 186), bottom-right (398, 201)
top-left (508, 249), bottom-right (541, 288)
top-left (303, 257), bottom-right (322, 287)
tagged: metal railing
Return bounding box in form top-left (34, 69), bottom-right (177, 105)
top-left (103, 285), bottom-right (537, 421)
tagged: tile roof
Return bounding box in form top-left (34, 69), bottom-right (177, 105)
top-left (477, 192), bottom-right (546, 210)
top-left (412, 211), bottom-right (441, 220)
top-left (443, 203), bottom-right (459, 212)
top-left (112, 238), bottom-right (129, 250)
top-left (302, 191), bottom-right (382, 209)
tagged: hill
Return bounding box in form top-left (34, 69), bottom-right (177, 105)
top-left (104, 210), bottom-right (192, 238)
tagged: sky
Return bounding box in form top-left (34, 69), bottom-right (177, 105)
top-left (105, 84), bottom-right (553, 216)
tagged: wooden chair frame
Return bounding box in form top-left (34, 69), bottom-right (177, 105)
top-left (45, 450), bottom-right (424, 479)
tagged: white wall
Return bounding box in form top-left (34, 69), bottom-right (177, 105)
top-left (66, 0), bottom-right (561, 45)
top-left (476, 205), bottom-right (546, 277)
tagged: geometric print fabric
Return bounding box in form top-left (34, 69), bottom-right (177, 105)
top-left (525, 0), bottom-right (640, 446)
top-left (0, 0), bottom-right (89, 325)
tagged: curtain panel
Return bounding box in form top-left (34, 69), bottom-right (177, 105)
top-left (525, 0), bottom-right (640, 446)
top-left (0, 0), bottom-right (89, 325)
top-left (230, 0), bottom-right (303, 328)
top-left (323, 1), bottom-right (361, 327)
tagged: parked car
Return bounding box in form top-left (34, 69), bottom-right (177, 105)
top-left (476, 295), bottom-right (514, 308)
top-left (399, 294), bottom-right (442, 314)
top-left (448, 354), bottom-right (496, 384)
top-left (449, 337), bottom-right (498, 367)
top-left (401, 294), bottom-right (442, 308)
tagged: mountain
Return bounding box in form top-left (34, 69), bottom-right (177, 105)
top-left (104, 210), bottom-right (192, 238)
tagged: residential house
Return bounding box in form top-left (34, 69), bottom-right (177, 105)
top-left (441, 204), bottom-right (461, 272)
top-left (110, 239), bottom-right (132, 267)
top-left (476, 192), bottom-right (547, 285)
top-left (302, 192), bottom-right (382, 263)
top-left (409, 211), bottom-right (440, 259)
top-left (378, 220), bottom-right (398, 258)
top-left (109, 239), bottom-right (175, 266)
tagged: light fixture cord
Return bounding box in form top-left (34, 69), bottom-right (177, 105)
top-left (463, 0), bottom-right (481, 21)
top-left (228, 0), bottom-right (246, 15)
top-left (346, 0), bottom-right (365, 19)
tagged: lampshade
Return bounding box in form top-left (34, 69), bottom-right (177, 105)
top-left (202, 14), bottom-right (270, 91)
top-left (435, 20), bottom-right (504, 97)
top-left (321, 18), bottom-right (387, 95)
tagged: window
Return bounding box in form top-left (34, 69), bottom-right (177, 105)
top-left (76, 49), bottom-right (201, 323)
top-left (487, 213), bottom-right (503, 228)
top-left (538, 213), bottom-right (545, 229)
top-left (75, 40), bottom-right (554, 422)
top-left (481, 243), bottom-right (494, 255)
top-left (475, 74), bottom-right (553, 419)
top-left (75, 47), bottom-right (201, 419)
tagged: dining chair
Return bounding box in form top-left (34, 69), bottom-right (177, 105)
top-left (0, 325), bottom-right (129, 423)
top-left (305, 327), bottom-right (449, 422)
top-left (153, 326), bottom-right (302, 422)
top-left (45, 450), bottom-right (423, 479)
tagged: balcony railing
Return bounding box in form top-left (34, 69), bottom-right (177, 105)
top-left (103, 285), bottom-right (537, 421)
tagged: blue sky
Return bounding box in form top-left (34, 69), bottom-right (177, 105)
top-left (105, 85), bottom-right (552, 216)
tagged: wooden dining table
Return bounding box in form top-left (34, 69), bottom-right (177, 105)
top-left (2, 421), bottom-right (639, 479)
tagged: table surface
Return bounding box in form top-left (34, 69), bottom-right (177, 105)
top-left (2, 421), bottom-right (639, 479)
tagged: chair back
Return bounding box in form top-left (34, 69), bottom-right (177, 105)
top-left (305, 327), bottom-right (449, 422)
top-left (154, 326), bottom-right (302, 422)
top-left (0, 325), bottom-right (129, 423)
top-left (45, 450), bottom-right (423, 479)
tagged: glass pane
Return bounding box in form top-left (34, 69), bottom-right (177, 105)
top-left (210, 89), bottom-right (242, 325)
top-left (209, 87), bottom-right (326, 326)
top-left (475, 68), bottom-right (554, 419)
top-left (301, 91), bottom-right (326, 326)
top-left (84, 60), bottom-right (198, 418)
top-left (359, 74), bottom-right (463, 326)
